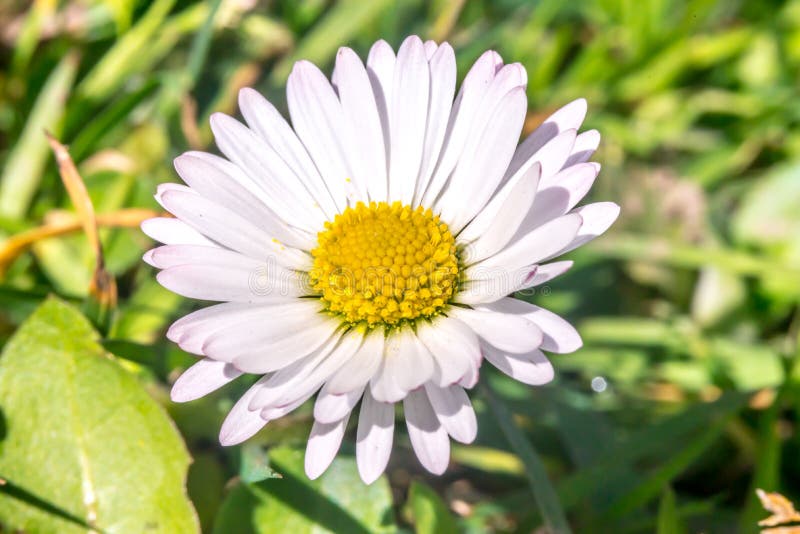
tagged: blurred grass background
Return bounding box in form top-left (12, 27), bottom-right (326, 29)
top-left (1, 0), bottom-right (800, 532)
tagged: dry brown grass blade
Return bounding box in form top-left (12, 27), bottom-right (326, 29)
top-left (757, 489), bottom-right (800, 530)
top-left (45, 133), bottom-right (121, 317)
top-left (45, 132), bottom-right (100, 258)
top-left (0, 209), bottom-right (162, 274)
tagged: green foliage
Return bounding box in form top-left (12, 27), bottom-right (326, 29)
top-left (0, 297), bottom-right (198, 532)
top-left (1, 0), bottom-right (799, 532)
top-left (213, 447), bottom-right (395, 533)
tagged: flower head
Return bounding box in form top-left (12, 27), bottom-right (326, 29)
top-left (143, 35), bottom-right (619, 483)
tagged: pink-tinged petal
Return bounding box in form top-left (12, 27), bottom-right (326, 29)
top-left (171, 358), bottom-right (242, 402)
top-left (404, 389), bottom-right (450, 475)
top-left (447, 307), bottom-right (543, 354)
top-left (482, 344), bottom-right (555, 385)
top-left (305, 415), bottom-right (350, 480)
top-left (356, 389), bottom-right (394, 484)
top-left (424, 384), bottom-right (477, 444)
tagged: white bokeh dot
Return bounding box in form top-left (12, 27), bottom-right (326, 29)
top-left (591, 376), bottom-right (607, 393)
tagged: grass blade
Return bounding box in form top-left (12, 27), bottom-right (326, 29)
top-left (481, 380), bottom-right (572, 534)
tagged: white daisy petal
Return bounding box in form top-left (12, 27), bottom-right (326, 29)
top-left (141, 217), bottom-right (215, 246)
top-left (466, 212), bottom-right (582, 277)
top-left (156, 264), bottom-right (306, 303)
top-left (507, 98), bottom-right (586, 178)
top-left (287, 60), bottom-right (363, 209)
top-left (248, 333), bottom-right (353, 411)
top-left (238, 88), bottom-right (339, 219)
top-left (421, 50), bottom-right (497, 206)
top-left (326, 329), bottom-right (385, 394)
top-left (371, 329), bottom-right (435, 403)
top-left (305, 415), bottom-right (350, 480)
top-left (314, 384), bottom-right (365, 424)
top-left (439, 86), bottom-right (528, 231)
top-left (479, 297), bottom-right (582, 354)
top-left (335, 47), bottom-right (388, 202)
top-left (148, 38), bottom-right (617, 476)
top-left (423, 39), bottom-right (438, 58)
top-left (388, 35), bottom-right (429, 204)
top-left (356, 389), bottom-right (395, 484)
top-left (482, 344), bottom-right (555, 385)
top-left (516, 162), bottom-right (599, 233)
top-left (461, 162), bottom-right (540, 264)
top-left (424, 383), bottom-right (477, 444)
top-left (209, 113), bottom-right (327, 230)
top-left (229, 319), bottom-right (341, 374)
top-left (516, 261), bottom-right (574, 291)
top-left (404, 389), bottom-right (450, 475)
top-left (564, 129), bottom-right (600, 167)
top-left (366, 39), bottom-right (396, 145)
top-left (557, 201), bottom-right (621, 255)
top-left (174, 152), bottom-right (317, 250)
top-left (171, 358), bottom-right (243, 402)
top-left (416, 317), bottom-right (480, 387)
top-left (219, 378), bottom-right (269, 446)
top-left (413, 42), bottom-right (456, 205)
top-left (447, 307), bottom-right (543, 354)
top-left (156, 185), bottom-right (310, 270)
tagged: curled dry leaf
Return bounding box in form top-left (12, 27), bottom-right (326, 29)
top-left (757, 488), bottom-right (800, 530)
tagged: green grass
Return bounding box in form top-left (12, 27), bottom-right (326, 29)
top-left (1, 0), bottom-right (800, 532)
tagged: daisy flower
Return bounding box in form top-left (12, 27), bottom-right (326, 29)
top-left (143, 35), bottom-right (619, 483)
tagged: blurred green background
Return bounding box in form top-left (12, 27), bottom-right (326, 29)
top-left (1, 0), bottom-right (800, 532)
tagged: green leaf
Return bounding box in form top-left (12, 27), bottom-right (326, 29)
top-left (656, 487), bottom-right (685, 534)
top-left (213, 446), bottom-right (395, 534)
top-left (0, 52), bottom-right (80, 219)
top-left (406, 481), bottom-right (458, 534)
top-left (0, 296), bottom-right (199, 533)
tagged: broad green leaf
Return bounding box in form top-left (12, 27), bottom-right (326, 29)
top-left (406, 481), bottom-right (458, 534)
top-left (0, 296), bottom-right (198, 533)
top-left (213, 446), bottom-right (395, 534)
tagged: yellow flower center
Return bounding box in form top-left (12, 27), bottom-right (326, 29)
top-left (310, 201), bottom-right (459, 327)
